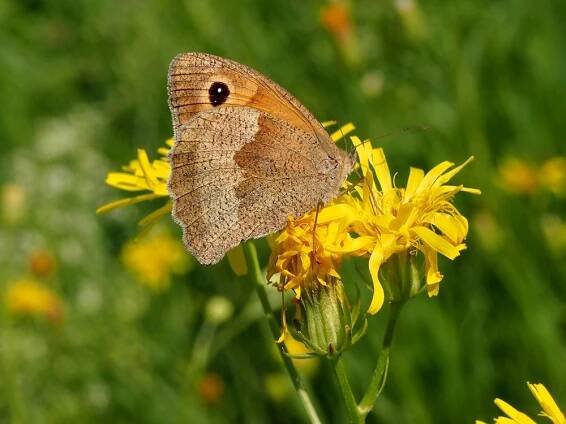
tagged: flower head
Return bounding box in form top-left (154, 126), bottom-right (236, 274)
top-left (121, 230), bottom-right (192, 292)
top-left (340, 140), bottom-right (480, 313)
top-left (96, 139), bottom-right (173, 227)
top-left (477, 382), bottom-right (565, 424)
top-left (267, 204), bottom-right (354, 298)
top-left (5, 279), bottom-right (63, 324)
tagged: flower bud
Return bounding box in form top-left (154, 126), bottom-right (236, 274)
top-left (291, 279), bottom-right (352, 357)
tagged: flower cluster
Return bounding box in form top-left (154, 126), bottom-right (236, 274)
top-left (268, 134), bottom-right (480, 314)
top-left (98, 123), bottom-right (479, 317)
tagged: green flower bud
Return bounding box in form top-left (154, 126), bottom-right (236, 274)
top-left (290, 279), bottom-right (353, 357)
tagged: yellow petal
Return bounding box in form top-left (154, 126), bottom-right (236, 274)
top-left (318, 203), bottom-right (357, 224)
top-left (157, 147), bottom-right (170, 157)
top-left (494, 398), bottom-right (537, 424)
top-left (424, 212), bottom-right (466, 244)
top-left (436, 156), bottom-right (474, 186)
top-left (372, 148), bottom-right (393, 193)
top-left (137, 149), bottom-right (159, 189)
top-left (495, 418), bottom-right (524, 424)
top-left (227, 245), bottom-right (248, 276)
top-left (527, 383), bottom-right (565, 423)
top-left (367, 247), bottom-right (385, 314)
top-left (96, 193), bottom-right (162, 214)
top-left (405, 167), bottom-right (425, 201)
top-left (412, 226), bottom-right (461, 260)
top-left (423, 245), bottom-right (443, 296)
top-left (335, 235), bottom-right (375, 254)
top-left (330, 122), bottom-right (356, 142)
top-left (105, 172), bottom-right (149, 191)
top-left (350, 136), bottom-right (372, 172)
top-left (416, 160), bottom-right (454, 193)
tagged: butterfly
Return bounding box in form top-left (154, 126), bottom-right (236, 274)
top-left (167, 52), bottom-right (354, 265)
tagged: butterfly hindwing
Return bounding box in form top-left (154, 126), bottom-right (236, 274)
top-left (168, 106), bottom-right (349, 264)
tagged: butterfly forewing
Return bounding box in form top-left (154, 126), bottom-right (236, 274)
top-left (168, 52), bottom-right (329, 140)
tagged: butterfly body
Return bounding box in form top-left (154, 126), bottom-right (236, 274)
top-left (167, 52), bottom-right (353, 264)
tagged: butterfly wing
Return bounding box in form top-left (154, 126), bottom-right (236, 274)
top-left (168, 106), bottom-right (351, 265)
top-left (168, 52), bottom-right (331, 144)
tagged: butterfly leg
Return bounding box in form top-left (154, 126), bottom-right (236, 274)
top-left (310, 200), bottom-right (324, 265)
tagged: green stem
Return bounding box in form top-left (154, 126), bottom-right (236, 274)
top-left (358, 301), bottom-right (404, 417)
top-left (332, 356), bottom-right (364, 424)
top-left (242, 242), bottom-right (322, 424)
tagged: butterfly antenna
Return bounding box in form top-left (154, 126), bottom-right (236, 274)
top-left (358, 125), bottom-right (431, 147)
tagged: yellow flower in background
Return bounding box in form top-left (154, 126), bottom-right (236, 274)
top-left (1, 183), bottom-right (27, 224)
top-left (96, 139), bottom-right (173, 228)
top-left (498, 156), bottom-right (565, 196)
top-left (540, 157), bottom-right (566, 196)
top-left (476, 382), bottom-right (565, 424)
top-left (5, 279), bottom-right (63, 324)
top-left (338, 140), bottom-right (480, 314)
top-left (498, 157), bottom-right (538, 194)
top-left (540, 214), bottom-right (566, 255)
top-left (284, 336), bottom-right (320, 377)
top-left (121, 230), bottom-right (192, 292)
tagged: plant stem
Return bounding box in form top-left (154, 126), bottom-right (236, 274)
top-left (242, 241), bottom-right (322, 424)
top-left (332, 355), bottom-right (364, 424)
top-left (358, 301), bottom-right (404, 418)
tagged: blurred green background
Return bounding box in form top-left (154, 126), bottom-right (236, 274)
top-left (1, 0), bottom-right (565, 423)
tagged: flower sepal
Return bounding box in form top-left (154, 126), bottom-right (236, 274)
top-left (380, 251), bottom-right (423, 303)
top-left (288, 279), bottom-right (363, 358)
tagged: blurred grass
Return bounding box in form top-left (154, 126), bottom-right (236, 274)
top-left (0, 0), bottom-right (565, 423)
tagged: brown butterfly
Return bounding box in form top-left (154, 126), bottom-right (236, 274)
top-left (167, 52), bottom-right (354, 265)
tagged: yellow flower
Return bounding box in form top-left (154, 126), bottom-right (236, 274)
top-left (498, 157), bottom-right (538, 194)
top-left (1, 183), bottom-right (27, 224)
top-left (477, 382), bottom-right (565, 424)
top-left (96, 139), bottom-right (173, 227)
top-left (540, 157), bottom-right (566, 196)
top-left (5, 279), bottom-right (63, 323)
top-left (121, 230), bottom-right (192, 292)
top-left (339, 139), bottom-right (480, 314)
top-left (267, 204), bottom-right (354, 298)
